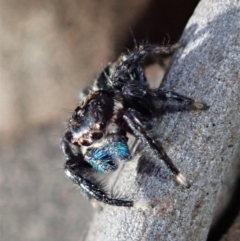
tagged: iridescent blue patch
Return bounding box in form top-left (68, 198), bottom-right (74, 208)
top-left (85, 147), bottom-right (116, 172)
top-left (85, 138), bottom-right (130, 172)
top-left (111, 141), bottom-right (131, 160)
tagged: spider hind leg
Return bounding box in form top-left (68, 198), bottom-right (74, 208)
top-left (123, 108), bottom-right (190, 188)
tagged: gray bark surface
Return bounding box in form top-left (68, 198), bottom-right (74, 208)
top-left (85, 1), bottom-right (240, 241)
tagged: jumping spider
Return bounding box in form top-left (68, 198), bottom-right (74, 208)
top-left (61, 43), bottom-right (208, 207)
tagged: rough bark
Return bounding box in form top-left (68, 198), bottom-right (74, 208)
top-left (85, 1), bottom-right (240, 241)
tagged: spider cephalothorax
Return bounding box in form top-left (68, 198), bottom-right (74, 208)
top-left (69, 91), bottom-right (115, 146)
top-left (61, 43), bottom-right (209, 207)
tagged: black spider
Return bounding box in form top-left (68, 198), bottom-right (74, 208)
top-left (61, 43), bottom-right (209, 207)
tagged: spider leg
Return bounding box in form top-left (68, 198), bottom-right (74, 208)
top-left (123, 108), bottom-right (190, 188)
top-left (122, 82), bottom-right (209, 113)
top-left (112, 44), bottom-right (180, 88)
top-left (150, 89), bottom-right (209, 110)
top-left (61, 137), bottom-right (134, 207)
top-left (93, 65), bottom-right (113, 91)
top-left (117, 43), bottom-right (180, 74)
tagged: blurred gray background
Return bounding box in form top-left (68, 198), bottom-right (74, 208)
top-left (3, 1), bottom-right (239, 241)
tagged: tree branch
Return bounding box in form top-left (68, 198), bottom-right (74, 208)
top-left (85, 1), bottom-right (240, 240)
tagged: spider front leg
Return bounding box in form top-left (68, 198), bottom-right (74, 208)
top-left (150, 88), bottom-right (209, 110)
top-left (61, 136), bottom-right (134, 207)
top-left (123, 82), bottom-right (209, 111)
top-left (123, 108), bottom-right (190, 188)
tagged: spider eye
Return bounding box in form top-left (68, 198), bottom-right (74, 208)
top-left (80, 139), bottom-right (93, 146)
top-left (90, 132), bottom-right (103, 140)
top-left (100, 122), bottom-right (106, 129)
